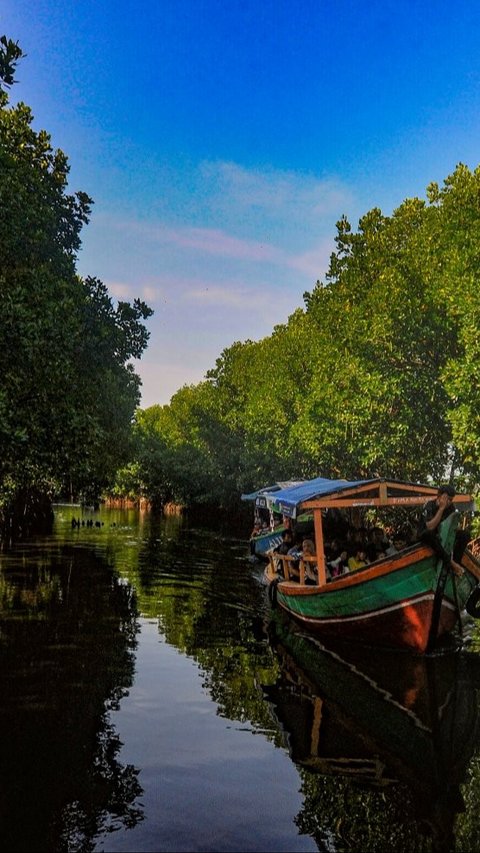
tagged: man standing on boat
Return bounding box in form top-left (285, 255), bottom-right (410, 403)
top-left (418, 485), bottom-right (464, 577)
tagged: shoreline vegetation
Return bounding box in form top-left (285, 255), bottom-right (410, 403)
top-left (0, 38), bottom-right (152, 545)
top-left (2, 35), bottom-right (480, 545)
top-left (103, 497), bottom-right (184, 515)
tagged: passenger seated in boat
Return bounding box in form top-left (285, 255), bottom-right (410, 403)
top-left (324, 537), bottom-right (343, 563)
top-left (280, 535), bottom-right (303, 580)
top-left (328, 548), bottom-right (349, 577)
top-left (271, 529), bottom-right (294, 576)
top-left (385, 533), bottom-right (408, 555)
top-left (348, 526), bottom-right (368, 549)
top-left (274, 529), bottom-right (294, 555)
top-left (301, 539), bottom-right (318, 584)
top-left (347, 547), bottom-right (369, 571)
top-left (365, 526), bottom-right (390, 561)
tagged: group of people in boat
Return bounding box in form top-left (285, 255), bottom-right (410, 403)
top-left (250, 508), bottom-right (285, 538)
top-left (267, 530), bottom-right (317, 582)
top-left (268, 484), bottom-right (468, 584)
top-left (269, 524), bottom-right (412, 583)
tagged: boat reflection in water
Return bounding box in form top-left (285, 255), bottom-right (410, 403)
top-left (263, 611), bottom-right (480, 853)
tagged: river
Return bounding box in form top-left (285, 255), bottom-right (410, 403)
top-left (1, 504), bottom-right (480, 852)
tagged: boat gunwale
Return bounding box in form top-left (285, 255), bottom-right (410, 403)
top-left (270, 544), bottom-right (437, 596)
top-left (278, 590), bottom-right (459, 628)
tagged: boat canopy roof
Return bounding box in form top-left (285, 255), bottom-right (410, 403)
top-left (265, 477), bottom-right (368, 518)
top-left (241, 480), bottom-right (306, 506)
top-left (265, 476), bottom-right (475, 519)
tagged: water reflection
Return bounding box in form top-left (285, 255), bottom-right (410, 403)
top-left (0, 541), bottom-right (143, 852)
top-left (3, 507), bottom-right (480, 852)
top-left (264, 610), bottom-right (480, 853)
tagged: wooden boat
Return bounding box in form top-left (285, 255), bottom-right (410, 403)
top-left (264, 477), bottom-right (480, 653)
top-left (250, 525), bottom-right (287, 561)
top-left (241, 479), bottom-right (306, 560)
top-left (264, 610), bottom-right (480, 850)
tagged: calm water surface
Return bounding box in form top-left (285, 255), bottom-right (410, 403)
top-left (2, 505), bottom-right (480, 853)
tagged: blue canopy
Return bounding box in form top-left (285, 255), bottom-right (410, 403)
top-left (266, 476), bottom-right (376, 518)
top-left (241, 480), bottom-right (306, 505)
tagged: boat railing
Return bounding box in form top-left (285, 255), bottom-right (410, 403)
top-left (267, 552), bottom-right (297, 581)
top-left (300, 554), bottom-right (319, 585)
top-left (267, 552), bottom-right (319, 585)
top-left (468, 536), bottom-right (480, 558)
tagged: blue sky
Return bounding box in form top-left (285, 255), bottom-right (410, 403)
top-left (3, 1), bottom-right (480, 406)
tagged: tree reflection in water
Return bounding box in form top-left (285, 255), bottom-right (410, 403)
top-left (0, 543), bottom-right (143, 853)
top-left (4, 508), bottom-right (480, 852)
top-left (263, 610), bottom-right (480, 853)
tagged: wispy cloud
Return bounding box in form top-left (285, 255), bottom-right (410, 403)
top-left (105, 280), bottom-right (160, 303)
top-left (107, 280), bottom-right (132, 298)
top-left (287, 238), bottom-right (335, 279)
top-left (183, 283), bottom-right (297, 311)
top-left (106, 274), bottom-right (302, 314)
top-left (83, 160), bottom-right (354, 407)
top-left (102, 160), bottom-right (352, 277)
top-left (198, 161), bottom-right (353, 225)
top-left (109, 214), bottom-right (334, 281)
top-left (124, 221), bottom-right (287, 263)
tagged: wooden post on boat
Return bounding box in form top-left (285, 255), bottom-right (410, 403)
top-left (426, 558), bottom-right (451, 653)
top-left (313, 508), bottom-right (326, 585)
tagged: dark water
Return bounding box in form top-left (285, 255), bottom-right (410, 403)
top-left (2, 506), bottom-right (480, 852)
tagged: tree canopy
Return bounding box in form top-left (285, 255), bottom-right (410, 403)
top-left (3, 35), bottom-right (480, 523)
top-left (118, 164), bottom-right (480, 509)
top-left (0, 36), bottom-right (153, 536)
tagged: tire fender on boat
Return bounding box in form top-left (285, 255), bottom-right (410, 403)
top-left (465, 584), bottom-right (480, 618)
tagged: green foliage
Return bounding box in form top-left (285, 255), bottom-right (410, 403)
top-left (122, 163), bottom-right (480, 509)
top-left (298, 195), bottom-right (455, 481)
top-left (0, 36), bottom-right (152, 533)
top-left (297, 773), bottom-right (432, 852)
top-left (0, 36), bottom-right (23, 95)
